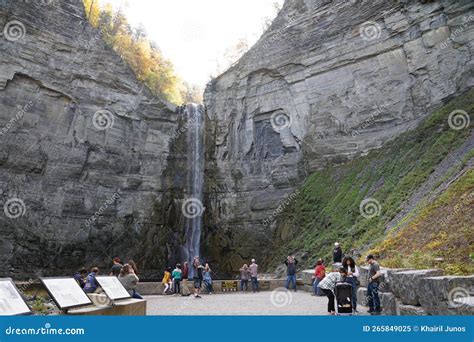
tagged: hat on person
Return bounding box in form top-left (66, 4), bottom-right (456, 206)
top-left (334, 242), bottom-right (340, 247)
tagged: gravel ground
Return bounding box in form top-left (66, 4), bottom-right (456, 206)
top-left (145, 291), bottom-right (369, 316)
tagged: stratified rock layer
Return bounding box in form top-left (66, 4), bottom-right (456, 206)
top-left (204, 0), bottom-right (474, 273)
top-left (0, 0), bottom-right (179, 278)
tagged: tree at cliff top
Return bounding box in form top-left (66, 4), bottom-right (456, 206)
top-left (83, 0), bottom-right (201, 105)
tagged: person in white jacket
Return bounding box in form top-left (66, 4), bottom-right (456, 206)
top-left (342, 256), bottom-right (360, 313)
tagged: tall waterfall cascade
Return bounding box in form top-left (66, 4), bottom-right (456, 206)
top-left (182, 103), bottom-right (205, 277)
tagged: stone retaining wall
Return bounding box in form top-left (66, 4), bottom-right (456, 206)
top-left (137, 279), bottom-right (305, 295)
top-left (356, 267), bottom-right (474, 315)
top-left (304, 267), bottom-right (473, 315)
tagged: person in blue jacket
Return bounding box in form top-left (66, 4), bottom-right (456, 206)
top-left (83, 267), bottom-right (100, 293)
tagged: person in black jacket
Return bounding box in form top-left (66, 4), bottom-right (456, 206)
top-left (284, 255), bottom-right (298, 292)
top-left (333, 242), bottom-right (343, 263)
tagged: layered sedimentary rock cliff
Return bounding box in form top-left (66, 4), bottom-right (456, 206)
top-left (204, 0), bottom-right (474, 273)
top-left (0, 0), bottom-right (182, 278)
top-left (1, 0), bottom-right (473, 280)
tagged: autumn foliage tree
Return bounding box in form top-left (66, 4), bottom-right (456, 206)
top-left (83, 0), bottom-right (189, 104)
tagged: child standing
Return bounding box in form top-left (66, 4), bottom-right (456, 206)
top-left (162, 267), bottom-right (172, 295)
top-left (172, 264), bottom-right (182, 295)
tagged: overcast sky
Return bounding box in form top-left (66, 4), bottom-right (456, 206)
top-left (103, 0), bottom-right (284, 86)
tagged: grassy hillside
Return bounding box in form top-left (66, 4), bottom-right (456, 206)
top-left (268, 89), bottom-right (473, 275)
top-left (369, 169), bottom-right (473, 275)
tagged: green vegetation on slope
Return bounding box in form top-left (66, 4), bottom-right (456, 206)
top-left (83, 0), bottom-right (198, 104)
top-left (370, 169), bottom-right (473, 275)
top-left (269, 89), bottom-right (473, 274)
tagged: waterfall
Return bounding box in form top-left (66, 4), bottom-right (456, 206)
top-left (182, 103), bottom-right (205, 278)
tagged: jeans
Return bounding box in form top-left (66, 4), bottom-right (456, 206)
top-left (313, 278), bottom-right (322, 295)
top-left (321, 288), bottom-right (335, 312)
top-left (345, 277), bottom-right (357, 310)
top-left (240, 279), bottom-right (248, 291)
top-left (285, 275), bottom-right (297, 291)
top-left (204, 281), bottom-right (213, 293)
top-left (250, 277), bottom-right (259, 292)
top-left (174, 279), bottom-right (181, 294)
top-left (367, 281), bottom-right (381, 312)
top-left (132, 289), bottom-right (143, 299)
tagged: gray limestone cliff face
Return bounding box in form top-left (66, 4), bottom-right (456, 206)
top-left (204, 0), bottom-right (474, 273)
top-left (0, 0), bottom-right (181, 278)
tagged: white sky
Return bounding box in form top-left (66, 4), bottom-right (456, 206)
top-left (102, 0), bottom-right (284, 86)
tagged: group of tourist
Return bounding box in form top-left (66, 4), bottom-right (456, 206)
top-left (73, 244), bottom-right (383, 316)
top-left (311, 242), bottom-right (382, 315)
top-left (73, 257), bottom-right (143, 299)
top-left (239, 259), bottom-right (259, 292)
top-left (161, 257), bottom-right (214, 298)
top-left (162, 257), bottom-right (260, 298)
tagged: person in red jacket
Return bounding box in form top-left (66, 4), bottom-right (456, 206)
top-left (312, 259), bottom-right (325, 296)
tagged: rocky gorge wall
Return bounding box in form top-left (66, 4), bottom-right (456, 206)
top-left (204, 0), bottom-right (474, 274)
top-left (0, 0), bottom-right (185, 279)
top-left (0, 0), bottom-right (473, 281)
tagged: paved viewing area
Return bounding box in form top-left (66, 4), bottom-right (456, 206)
top-left (145, 292), bottom-right (369, 316)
